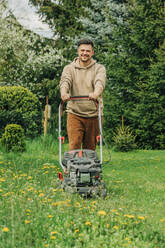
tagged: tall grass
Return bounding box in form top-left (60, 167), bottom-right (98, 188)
top-left (0, 137), bottom-right (165, 247)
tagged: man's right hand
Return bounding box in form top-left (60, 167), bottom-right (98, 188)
top-left (61, 93), bottom-right (70, 102)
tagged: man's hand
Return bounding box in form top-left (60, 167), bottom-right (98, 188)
top-left (89, 92), bottom-right (98, 100)
top-left (61, 93), bottom-right (70, 102)
top-left (89, 87), bottom-right (103, 100)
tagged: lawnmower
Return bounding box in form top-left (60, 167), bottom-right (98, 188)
top-left (58, 96), bottom-right (107, 197)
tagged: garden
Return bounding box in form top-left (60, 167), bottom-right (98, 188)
top-left (0, 1), bottom-right (165, 247)
top-left (0, 136), bottom-right (165, 247)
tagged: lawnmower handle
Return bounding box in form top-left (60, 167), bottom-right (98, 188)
top-left (61, 95), bottom-right (98, 103)
top-left (60, 96), bottom-right (99, 116)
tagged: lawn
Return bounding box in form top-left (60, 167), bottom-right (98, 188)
top-left (0, 136), bottom-right (165, 248)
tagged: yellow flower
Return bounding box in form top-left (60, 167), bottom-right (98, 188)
top-left (106, 224), bottom-right (110, 228)
top-left (39, 193), bottom-right (44, 197)
top-left (25, 220), bottom-right (30, 224)
top-left (75, 202), bottom-right (80, 207)
top-left (75, 229), bottom-right (79, 233)
top-left (0, 178), bottom-right (5, 182)
top-left (85, 221), bottom-right (92, 226)
top-left (113, 225), bottom-right (119, 230)
top-left (48, 215), bottom-right (53, 218)
top-left (160, 219), bottom-right (165, 223)
top-left (138, 216), bottom-right (146, 220)
top-left (51, 236), bottom-right (56, 240)
top-left (124, 214), bottom-right (134, 219)
top-left (26, 209), bottom-right (31, 212)
top-left (51, 231), bottom-right (57, 235)
top-left (2, 227), bottom-right (9, 232)
top-left (98, 210), bottom-right (106, 216)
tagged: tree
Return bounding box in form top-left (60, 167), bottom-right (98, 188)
top-left (29, 0), bottom-right (91, 59)
top-left (133, 43), bottom-right (165, 149)
top-left (0, 2), bottom-right (66, 108)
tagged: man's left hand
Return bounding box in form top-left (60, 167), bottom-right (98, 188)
top-left (89, 92), bottom-right (98, 100)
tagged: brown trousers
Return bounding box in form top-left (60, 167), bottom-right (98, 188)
top-left (67, 113), bottom-right (101, 151)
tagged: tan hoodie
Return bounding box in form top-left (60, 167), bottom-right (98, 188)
top-left (60, 58), bottom-right (106, 117)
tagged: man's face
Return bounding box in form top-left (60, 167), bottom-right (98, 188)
top-left (77, 44), bottom-right (94, 64)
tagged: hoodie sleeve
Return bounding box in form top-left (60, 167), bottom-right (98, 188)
top-left (60, 65), bottom-right (73, 93)
top-left (94, 64), bottom-right (106, 92)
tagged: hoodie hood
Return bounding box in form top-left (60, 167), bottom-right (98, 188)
top-left (72, 57), bottom-right (96, 69)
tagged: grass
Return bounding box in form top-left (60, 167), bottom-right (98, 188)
top-left (0, 136), bottom-right (165, 247)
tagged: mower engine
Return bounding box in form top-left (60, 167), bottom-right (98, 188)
top-left (61, 149), bottom-right (106, 197)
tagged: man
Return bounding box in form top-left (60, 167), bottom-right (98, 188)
top-left (60, 38), bottom-right (106, 151)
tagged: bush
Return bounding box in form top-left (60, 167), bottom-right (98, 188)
top-left (0, 86), bottom-right (42, 138)
top-left (1, 124), bottom-right (26, 152)
top-left (112, 126), bottom-right (137, 152)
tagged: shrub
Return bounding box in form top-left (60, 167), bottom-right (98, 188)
top-left (113, 125), bottom-right (137, 152)
top-left (0, 86), bottom-right (42, 138)
top-left (1, 124), bottom-right (26, 152)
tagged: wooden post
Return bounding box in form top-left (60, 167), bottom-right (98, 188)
top-left (122, 115), bottom-right (124, 129)
top-left (44, 96), bottom-right (48, 138)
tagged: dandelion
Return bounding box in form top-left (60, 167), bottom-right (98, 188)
top-left (113, 225), bottom-right (119, 230)
top-left (138, 216), bottom-right (146, 220)
top-left (106, 224), bottom-right (110, 228)
top-left (2, 227), bottom-right (9, 232)
top-left (26, 209), bottom-right (31, 212)
top-left (48, 215), bottom-right (53, 219)
top-left (124, 214), bottom-right (134, 219)
top-left (75, 229), bottom-right (79, 233)
top-left (111, 209), bottom-right (118, 213)
top-left (98, 210), bottom-right (106, 216)
top-left (160, 219), bottom-right (165, 223)
top-left (51, 231), bottom-right (57, 235)
top-left (85, 221), bottom-right (92, 226)
top-left (0, 178), bottom-right (5, 182)
top-left (25, 220), bottom-right (30, 224)
top-left (75, 202), bottom-right (80, 207)
top-left (39, 193), bottom-right (44, 197)
top-left (51, 236), bottom-right (56, 240)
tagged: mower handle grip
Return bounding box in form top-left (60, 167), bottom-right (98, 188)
top-left (60, 96), bottom-right (99, 116)
top-left (61, 95), bottom-right (98, 104)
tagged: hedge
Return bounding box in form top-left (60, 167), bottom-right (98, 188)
top-left (0, 86), bottom-right (42, 137)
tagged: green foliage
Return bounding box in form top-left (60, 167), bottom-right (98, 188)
top-left (102, 0), bottom-right (165, 149)
top-left (112, 124), bottom-right (137, 152)
top-left (1, 124), bottom-right (26, 152)
top-left (0, 5), bottom-right (65, 109)
top-left (29, 0), bottom-right (91, 59)
top-left (0, 86), bottom-right (42, 138)
top-left (131, 43), bottom-right (165, 149)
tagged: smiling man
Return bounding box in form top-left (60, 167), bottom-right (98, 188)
top-left (60, 38), bottom-right (106, 151)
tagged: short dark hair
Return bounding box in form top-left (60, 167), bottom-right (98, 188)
top-left (77, 38), bottom-right (94, 48)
